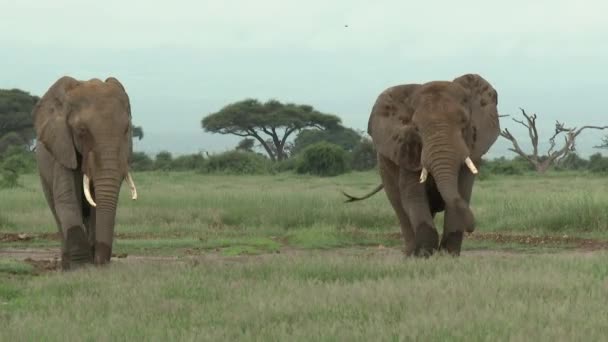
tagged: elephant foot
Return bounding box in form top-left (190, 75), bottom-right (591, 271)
top-left (402, 236), bottom-right (416, 257)
top-left (414, 223), bottom-right (439, 257)
top-left (94, 242), bottom-right (112, 266)
top-left (62, 226), bottom-right (93, 271)
top-left (440, 231), bottom-right (464, 256)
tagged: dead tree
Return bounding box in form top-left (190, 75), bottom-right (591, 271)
top-left (595, 135), bottom-right (608, 149)
top-left (500, 108), bottom-right (608, 173)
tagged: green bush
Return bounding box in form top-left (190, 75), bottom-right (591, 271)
top-left (200, 150), bottom-right (271, 175)
top-left (172, 153), bottom-right (206, 171)
top-left (588, 153), bottom-right (608, 174)
top-left (482, 157), bottom-right (527, 175)
top-left (154, 151), bottom-right (173, 171)
top-left (272, 157), bottom-right (298, 173)
top-left (350, 139), bottom-right (376, 171)
top-left (130, 152), bottom-right (154, 171)
top-left (0, 147), bottom-right (36, 188)
top-left (296, 142), bottom-right (349, 177)
top-left (556, 153), bottom-right (589, 171)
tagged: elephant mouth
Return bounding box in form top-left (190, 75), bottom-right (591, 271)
top-left (83, 173), bottom-right (138, 207)
top-left (419, 156), bottom-right (478, 183)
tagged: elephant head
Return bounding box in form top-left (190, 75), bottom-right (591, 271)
top-left (33, 76), bottom-right (137, 264)
top-left (368, 74), bottom-right (499, 233)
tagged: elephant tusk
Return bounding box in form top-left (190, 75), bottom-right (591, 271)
top-left (465, 157), bottom-right (478, 174)
top-left (419, 168), bottom-right (428, 183)
top-left (126, 172), bottom-right (138, 200)
top-left (83, 174), bottom-right (97, 207)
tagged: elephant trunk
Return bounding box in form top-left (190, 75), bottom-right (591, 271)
top-left (422, 129), bottom-right (475, 233)
top-left (92, 151), bottom-right (123, 265)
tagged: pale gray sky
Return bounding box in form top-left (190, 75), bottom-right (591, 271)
top-left (1, 0), bottom-right (607, 157)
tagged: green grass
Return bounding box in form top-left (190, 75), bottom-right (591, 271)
top-left (2, 171), bottom-right (608, 240)
top-left (0, 259), bottom-right (35, 276)
top-left (2, 171), bottom-right (608, 340)
top-left (1, 250), bottom-right (608, 341)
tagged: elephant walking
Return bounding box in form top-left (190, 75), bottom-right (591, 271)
top-left (33, 76), bottom-right (138, 270)
top-left (343, 74), bottom-right (500, 256)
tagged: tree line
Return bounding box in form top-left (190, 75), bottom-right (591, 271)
top-left (1, 87), bottom-right (607, 188)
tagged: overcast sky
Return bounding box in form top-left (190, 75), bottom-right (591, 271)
top-left (1, 0), bottom-right (607, 157)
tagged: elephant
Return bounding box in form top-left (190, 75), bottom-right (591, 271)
top-left (343, 74), bottom-right (500, 256)
top-left (33, 76), bottom-right (138, 270)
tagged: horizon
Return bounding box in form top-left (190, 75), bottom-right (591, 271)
top-left (2, 0), bottom-right (607, 158)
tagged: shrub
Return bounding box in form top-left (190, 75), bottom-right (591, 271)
top-left (0, 147), bottom-right (36, 188)
top-left (588, 153), bottom-right (608, 174)
top-left (200, 150), bottom-right (271, 175)
top-left (556, 153), bottom-right (589, 171)
top-left (350, 138), bottom-right (376, 171)
top-left (130, 152), bottom-right (154, 171)
top-left (482, 157), bottom-right (526, 175)
top-left (172, 153), bottom-right (206, 171)
top-left (296, 142), bottom-right (349, 177)
top-left (154, 151), bottom-right (173, 171)
top-left (272, 157), bottom-right (298, 173)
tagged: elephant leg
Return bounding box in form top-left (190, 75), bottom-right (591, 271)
top-left (51, 163), bottom-right (93, 269)
top-left (440, 166), bottom-right (476, 255)
top-left (399, 168), bottom-right (438, 257)
top-left (37, 170), bottom-right (68, 267)
top-left (378, 155), bottom-right (415, 256)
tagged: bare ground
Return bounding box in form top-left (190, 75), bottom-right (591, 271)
top-left (2, 231), bottom-right (608, 274)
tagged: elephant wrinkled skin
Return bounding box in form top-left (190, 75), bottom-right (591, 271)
top-left (33, 76), bottom-right (137, 270)
top-left (343, 74), bottom-right (500, 256)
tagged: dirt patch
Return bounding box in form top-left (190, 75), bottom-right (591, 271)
top-left (466, 232), bottom-right (608, 250)
top-left (23, 258), bottom-right (60, 273)
top-left (2, 231), bottom-right (608, 275)
top-left (0, 232), bottom-right (59, 242)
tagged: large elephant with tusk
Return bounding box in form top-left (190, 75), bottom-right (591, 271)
top-left (343, 74), bottom-right (500, 256)
top-left (33, 76), bottom-right (138, 269)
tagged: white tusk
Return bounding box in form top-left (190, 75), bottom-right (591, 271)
top-left (126, 172), bottom-right (138, 200)
top-left (465, 157), bottom-right (478, 174)
top-left (419, 168), bottom-right (428, 183)
top-left (83, 174), bottom-right (97, 207)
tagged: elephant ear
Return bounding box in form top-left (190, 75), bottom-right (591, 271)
top-left (453, 74), bottom-right (500, 160)
top-left (368, 84), bottom-right (422, 170)
top-left (33, 76), bottom-right (80, 170)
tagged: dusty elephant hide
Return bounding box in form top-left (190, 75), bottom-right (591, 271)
top-left (33, 76), bottom-right (138, 270)
top-left (344, 73), bottom-right (500, 256)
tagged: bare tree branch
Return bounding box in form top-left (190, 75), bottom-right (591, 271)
top-left (500, 108), bottom-right (608, 173)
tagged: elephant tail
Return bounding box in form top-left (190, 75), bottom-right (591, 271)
top-left (341, 184), bottom-right (384, 203)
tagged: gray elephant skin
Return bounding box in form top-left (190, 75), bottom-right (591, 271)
top-left (344, 74), bottom-right (500, 256)
top-left (33, 76), bottom-right (138, 270)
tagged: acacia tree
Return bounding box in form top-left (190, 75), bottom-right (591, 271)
top-left (500, 108), bottom-right (608, 173)
top-left (0, 89), bottom-right (40, 153)
top-left (202, 99), bottom-right (341, 161)
top-left (235, 138), bottom-right (255, 152)
top-left (292, 126), bottom-right (362, 155)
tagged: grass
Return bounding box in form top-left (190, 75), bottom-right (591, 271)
top-left (2, 171), bottom-right (608, 241)
top-left (0, 259), bottom-right (35, 276)
top-left (2, 171), bottom-right (608, 340)
top-left (1, 250), bottom-right (608, 341)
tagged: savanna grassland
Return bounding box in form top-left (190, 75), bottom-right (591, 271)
top-left (2, 171), bottom-right (608, 341)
